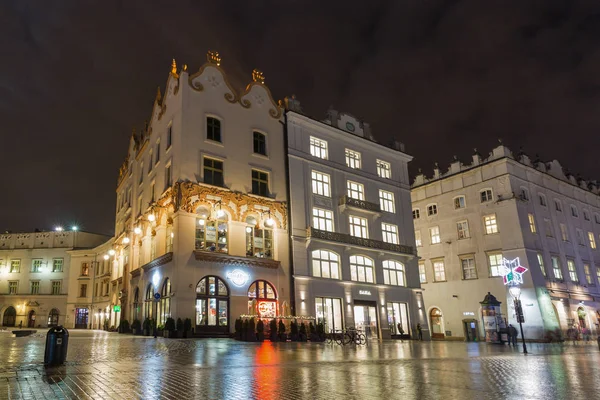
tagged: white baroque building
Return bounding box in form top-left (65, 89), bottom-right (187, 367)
top-left (0, 230), bottom-right (109, 329)
top-left (286, 105), bottom-right (427, 340)
top-left (412, 144), bottom-right (600, 341)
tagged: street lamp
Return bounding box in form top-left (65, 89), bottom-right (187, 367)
top-left (509, 286), bottom-right (528, 354)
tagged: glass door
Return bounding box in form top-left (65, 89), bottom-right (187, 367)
top-left (354, 304), bottom-right (378, 339)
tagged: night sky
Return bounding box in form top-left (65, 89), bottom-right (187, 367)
top-left (3, 1), bottom-right (600, 235)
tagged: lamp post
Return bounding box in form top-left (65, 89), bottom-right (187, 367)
top-left (509, 286), bottom-right (527, 354)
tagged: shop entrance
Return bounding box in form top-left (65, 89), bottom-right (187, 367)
top-left (27, 310), bottom-right (36, 328)
top-left (195, 276), bottom-right (229, 335)
top-left (2, 306), bottom-right (16, 327)
top-left (75, 308), bottom-right (89, 329)
top-left (430, 308), bottom-right (445, 339)
top-left (463, 319), bottom-right (478, 341)
top-left (354, 301), bottom-right (378, 339)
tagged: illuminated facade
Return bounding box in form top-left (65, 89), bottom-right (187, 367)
top-left (412, 144), bottom-right (600, 341)
top-left (285, 105), bottom-right (427, 340)
top-left (112, 52), bottom-right (290, 335)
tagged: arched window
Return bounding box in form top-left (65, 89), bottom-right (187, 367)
top-left (383, 261), bottom-right (405, 286)
top-left (350, 255), bottom-right (374, 283)
top-left (311, 250), bottom-right (340, 279)
top-left (247, 280), bottom-right (277, 318)
top-left (430, 308), bottom-right (444, 338)
top-left (158, 279), bottom-right (171, 326)
top-left (245, 216), bottom-right (274, 259)
top-left (195, 206), bottom-right (228, 253)
top-left (132, 287), bottom-right (140, 322)
top-left (166, 225), bottom-right (174, 253)
top-left (3, 306), bottom-right (16, 327)
top-left (145, 284), bottom-right (153, 320)
top-left (47, 308), bottom-right (60, 327)
top-left (195, 276), bottom-right (229, 331)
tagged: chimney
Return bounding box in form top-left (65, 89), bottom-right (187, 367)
top-left (472, 148), bottom-right (481, 166)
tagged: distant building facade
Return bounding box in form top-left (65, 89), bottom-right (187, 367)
top-left (286, 105), bottom-right (427, 340)
top-left (412, 144), bottom-right (600, 341)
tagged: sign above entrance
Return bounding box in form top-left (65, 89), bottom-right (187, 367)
top-left (499, 257), bottom-right (527, 286)
top-left (226, 269), bottom-right (249, 287)
top-left (463, 312), bottom-right (475, 316)
top-left (358, 290), bottom-right (371, 296)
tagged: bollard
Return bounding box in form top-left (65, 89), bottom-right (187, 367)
top-left (44, 326), bottom-right (69, 366)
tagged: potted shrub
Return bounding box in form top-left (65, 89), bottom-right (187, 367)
top-left (235, 318), bottom-right (243, 340)
top-left (157, 324), bottom-right (165, 337)
top-left (176, 318), bottom-right (183, 338)
top-left (290, 320), bottom-right (299, 342)
top-left (242, 319), bottom-right (249, 341)
top-left (269, 319), bottom-right (278, 342)
top-left (183, 318), bottom-right (192, 338)
top-left (247, 318), bottom-right (256, 342)
top-left (164, 318), bottom-right (176, 338)
top-left (278, 320), bottom-right (287, 342)
top-left (256, 320), bottom-right (265, 342)
top-left (131, 319), bottom-right (141, 335)
top-left (316, 321), bottom-right (325, 342)
top-left (309, 322), bottom-right (318, 342)
top-left (299, 322), bottom-right (307, 342)
top-left (103, 319), bottom-right (109, 331)
top-left (143, 318), bottom-right (151, 336)
top-left (119, 320), bottom-right (130, 334)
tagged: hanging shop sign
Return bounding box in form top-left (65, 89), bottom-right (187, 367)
top-left (499, 257), bottom-right (528, 286)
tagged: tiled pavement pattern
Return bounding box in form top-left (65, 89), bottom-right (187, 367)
top-left (1, 330), bottom-right (599, 399)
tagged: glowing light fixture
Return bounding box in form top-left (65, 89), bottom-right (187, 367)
top-left (216, 209), bottom-right (225, 218)
top-left (123, 237), bottom-right (130, 244)
top-left (103, 255), bottom-right (109, 260)
top-left (245, 226), bottom-right (252, 233)
top-left (71, 226), bottom-right (78, 231)
top-left (55, 226), bottom-right (63, 232)
top-left (266, 218), bottom-right (274, 226)
top-left (198, 219), bottom-right (205, 226)
top-left (134, 227), bottom-right (142, 235)
top-left (148, 214), bottom-right (156, 222)
top-left (108, 249), bottom-right (116, 256)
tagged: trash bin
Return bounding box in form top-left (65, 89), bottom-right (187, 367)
top-left (44, 326), bottom-right (69, 365)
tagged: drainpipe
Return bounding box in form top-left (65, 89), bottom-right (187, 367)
top-left (281, 113), bottom-right (296, 316)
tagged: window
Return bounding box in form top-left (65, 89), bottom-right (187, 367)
top-left (203, 158), bottom-right (224, 186)
top-left (597, 266), bottom-right (600, 284)
top-left (460, 256), bottom-right (477, 280)
top-left (577, 229), bottom-right (585, 246)
top-left (427, 204), bottom-right (438, 216)
top-left (253, 131), bottom-right (266, 155)
top-left (379, 190), bottom-right (395, 213)
top-left (412, 209), bottom-right (420, 219)
top-left (8, 281), bottom-right (18, 294)
top-left (528, 214), bottom-right (536, 233)
top-left (551, 256), bottom-right (563, 280)
top-left (433, 259), bottom-right (446, 282)
top-left (381, 223), bottom-right (399, 244)
top-left (589, 232), bottom-right (597, 249)
top-left (245, 226), bottom-right (274, 258)
top-left (520, 188), bottom-right (529, 201)
top-left (31, 259), bottom-right (43, 273)
top-left (454, 196), bottom-right (466, 209)
top-left (195, 214), bottom-right (228, 253)
top-left (418, 262), bottom-right (427, 283)
top-left (52, 258), bottom-right (63, 272)
top-left (312, 208), bottom-right (334, 232)
top-left (148, 150), bottom-right (153, 173)
top-left (539, 193), bottom-right (547, 206)
top-left (166, 226), bottom-right (174, 253)
top-left (150, 181), bottom-right (156, 202)
top-left (139, 162), bottom-right (144, 184)
top-left (584, 210), bottom-right (590, 221)
top-left (457, 220), bottom-right (470, 239)
top-left (312, 250), bottom-right (340, 279)
top-left (251, 170), bottom-right (269, 197)
top-left (488, 252), bottom-right (503, 277)
top-left (537, 253), bottom-right (546, 277)
top-left (567, 259), bottom-right (578, 282)
top-left (346, 181), bottom-right (364, 200)
top-left (484, 214), bottom-right (498, 234)
top-left (207, 117), bottom-right (221, 142)
top-left (50, 281), bottom-right (60, 295)
top-left (79, 284), bottom-right (87, 298)
top-left (571, 205), bottom-right (579, 218)
top-left (350, 255), bottom-right (374, 283)
top-left (415, 230), bottom-right (422, 247)
top-left (584, 263), bottom-right (593, 285)
top-left (165, 162), bottom-right (172, 189)
top-left (30, 281), bottom-right (40, 295)
top-left (596, 214), bottom-right (600, 224)
top-left (166, 124), bottom-right (172, 149)
top-left (311, 171), bottom-right (331, 197)
top-left (480, 189), bottom-right (493, 203)
top-left (544, 219), bottom-right (553, 237)
top-left (345, 149), bottom-right (361, 169)
top-left (155, 141), bottom-right (160, 164)
top-left (81, 263), bottom-right (89, 276)
top-left (348, 216), bottom-right (368, 238)
top-left (429, 226), bottom-right (441, 244)
top-left (309, 136), bottom-right (328, 159)
top-left (383, 260), bottom-right (405, 286)
top-left (554, 199), bottom-right (562, 212)
top-left (10, 260), bottom-right (20, 273)
top-left (315, 297), bottom-right (343, 334)
top-left (377, 160), bottom-right (391, 178)
top-left (137, 194), bottom-right (143, 216)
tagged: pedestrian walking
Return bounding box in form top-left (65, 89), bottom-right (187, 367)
top-left (18, 320), bottom-right (23, 329)
top-left (417, 323), bottom-right (423, 340)
top-left (508, 324), bottom-right (518, 346)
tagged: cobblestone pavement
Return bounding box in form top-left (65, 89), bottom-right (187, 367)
top-left (1, 330), bottom-right (599, 400)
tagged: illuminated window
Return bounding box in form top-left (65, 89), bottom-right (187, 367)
top-left (315, 297), bottom-right (343, 334)
top-left (418, 262), bottom-right (427, 283)
top-left (195, 211), bottom-right (228, 254)
top-left (30, 281), bottom-right (39, 295)
top-left (310, 136), bottom-right (328, 159)
top-left (383, 260), bottom-right (405, 286)
top-left (350, 255), bottom-right (374, 283)
top-left (484, 214), bottom-right (498, 234)
top-left (196, 276), bottom-right (229, 328)
top-left (347, 181), bottom-right (364, 200)
top-left (8, 281), bottom-right (18, 295)
top-left (158, 278), bottom-right (171, 326)
top-left (433, 259), bottom-right (446, 282)
top-left (377, 160), bottom-right (391, 178)
top-left (551, 256), bottom-right (563, 280)
top-left (52, 258), bottom-right (63, 272)
top-left (31, 259), bottom-right (43, 273)
top-left (381, 223), bottom-right (399, 244)
top-left (349, 216), bottom-right (368, 238)
top-left (589, 232), bottom-right (596, 249)
top-left (207, 117), bottom-right (221, 142)
top-left (454, 196), bottom-right (466, 209)
top-left (311, 171), bottom-right (331, 197)
top-left (567, 259), bottom-right (578, 282)
top-left (537, 253), bottom-right (546, 277)
top-left (461, 256), bottom-right (477, 280)
top-left (10, 260), bottom-right (20, 273)
top-left (488, 252), bottom-right (503, 277)
top-left (528, 214), bottom-right (536, 233)
top-left (415, 230), bottom-right (422, 247)
top-left (480, 189), bottom-right (493, 203)
top-left (248, 280), bottom-right (277, 318)
top-left (457, 221), bottom-right (470, 239)
top-left (312, 250), bottom-right (340, 279)
top-left (312, 208), bottom-right (334, 232)
top-left (246, 225), bottom-right (274, 259)
top-left (430, 226), bottom-right (441, 244)
top-left (379, 190), bottom-right (395, 213)
top-left (80, 263), bottom-right (89, 277)
top-left (345, 149), bottom-right (361, 169)
top-left (584, 264), bottom-right (593, 285)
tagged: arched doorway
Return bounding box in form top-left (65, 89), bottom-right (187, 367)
top-left (47, 309), bottom-right (60, 327)
top-left (247, 280), bottom-right (278, 318)
top-left (430, 308), bottom-right (444, 339)
top-left (27, 310), bottom-right (36, 328)
top-left (158, 278), bottom-right (171, 326)
top-left (3, 307), bottom-right (16, 327)
top-left (195, 276), bottom-right (229, 335)
top-left (144, 284), bottom-right (154, 320)
top-left (132, 287), bottom-right (140, 323)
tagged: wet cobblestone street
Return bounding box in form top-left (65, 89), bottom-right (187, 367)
top-left (1, 330), bottom-right (599, 399)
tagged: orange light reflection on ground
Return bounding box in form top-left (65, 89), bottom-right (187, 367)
top-left (253, 342), bottom-right (280, 399)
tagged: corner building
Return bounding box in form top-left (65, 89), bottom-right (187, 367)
top-left (285, 106), bottom-right (427, 340)
top-left (113, 52), bottom-right (290, 336)
top-left (412, 144), bottom-right (600, 341)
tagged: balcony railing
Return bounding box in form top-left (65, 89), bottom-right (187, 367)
top-left (338, 195), bottom-right (381, 213)
top-left (307, 227), bottom-right (416, 256)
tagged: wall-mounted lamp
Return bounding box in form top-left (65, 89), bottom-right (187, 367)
top-left (123, 237), bottom-right (130, 244)
top-left (134, 227), bottom-right (142, 235)
top-left (262, 210), bottom-right (274, 226)
top-left (215, 200), bottom-right (225, 218)
top-left (108, 249), bottom-right (116, 256)
top-left (103, 254), bottom-right (109, 260)
top-left (148, 213), bottom-right (156, 222)
top-left (55, 226), bottom-right (63, 232)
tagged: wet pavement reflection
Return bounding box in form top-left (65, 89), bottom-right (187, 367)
top-left (0, 330), bottom-right (599, 399)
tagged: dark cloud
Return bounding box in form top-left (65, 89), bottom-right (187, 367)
top-left (2, 0), bottom-right (600, 234)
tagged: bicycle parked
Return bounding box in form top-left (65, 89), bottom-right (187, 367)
top-left (326, 328), bottom-right (366, 346)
